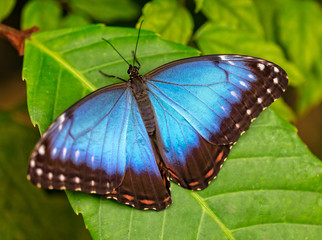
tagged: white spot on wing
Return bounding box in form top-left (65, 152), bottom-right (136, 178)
top-left (59, 124), bottom-right (63, 131)
top-left (248, 74), bottom-right (255, 79)
top-left (39, 145), bottom-right (45, 155)
top-left (58, 114), bottom-right (66, 123)
top-left (91, 180), bottom-right (95, 186)
top-left (52, 147), bottom-right (57, 156)
top-left (30, 159), bottom-right (35, 168)
top-left (36, 168), bottom-right (43, 176)
top-left (48, 172), bottom-right (53, 180)
top-left (239, 81), bottom-right (247, 88)
top-left (91, 155), bottom-right (94, 166)
top-left (274, 67), bottom-right (279, 72)
top-left (246, 109), bottom-right (252, 115)
top-left (62, 147), bottom-right (67, 159)
top-left (257, 63), bottom-right (265, 71)
top-left (257, 97), bottom-right (263, 104)
top-left (219, 55), bottom-right (228, 60)
top-left (75, 150), bottom-right (80, 162)
top-left (273, 78), bottom-right (278, 84)
top-left (267, 88), bottom-right (272, 93)
top-left (74, 176), bottom-right (80, 184)
top-left (230, 91), bottom-right (238, 99)
top-left (59, 174), bottom-right (65, 182)
top-left (227, 60), bottom-right (235, 65)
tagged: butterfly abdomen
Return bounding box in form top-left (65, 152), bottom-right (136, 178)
top-left (131, 76), bottom-right (156, 135)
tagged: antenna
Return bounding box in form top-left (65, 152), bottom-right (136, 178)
top-left (133, 20), bottom-right (144, 66)
top-left (102, 38), bottom-right (130, 66)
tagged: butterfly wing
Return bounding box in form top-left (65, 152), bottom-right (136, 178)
top-left (28, 83), bottom-right (171, 211)
top-left (110, 94), bottom-right (171, 210)
top-left (145, 54), bottom-right (288, 189)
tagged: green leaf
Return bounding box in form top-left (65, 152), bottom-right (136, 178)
top-left (68, 0), bottom-right (139, 23)
top-left (60, 13), bottom-right (91, 28)
top-left (0, 0), bottom-right (16, 22)
top-left (276, 0), bottom-right (322, 73)
top-left (23, 25), bottom-right (321, 239)
top-left (276, 0), bottom-right (322, 114)
top-left (195, 22), bottom-right (305, 88)
top-left (137, 0), bottom-right (194, 44)
top-left (194, 0), bottom-right (205, 13)
top-left (270, 99), bottom-right (296, 122)
top-left (68, 109), bottom-right (321, 239)
top-left (296, 57), bottom-right (322, 114)
top-left (252, 0), bottom-right (281, 41)
top-left (0, 110), bottom-right (90, 239)
top-left (201, 0), bottom-right (264, 36)
top-left (21, 0), bottom-right (62, 31)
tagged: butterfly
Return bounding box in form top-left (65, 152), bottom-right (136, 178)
top-left (27, 36), bottom-right (288, 211)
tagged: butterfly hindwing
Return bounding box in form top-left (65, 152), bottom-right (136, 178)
top-left (28, 84), bottom-right (171, 211)
top-left (148, 90), bottom-right (231, 190)
top-left (146, 54), bottom-right (288, 189)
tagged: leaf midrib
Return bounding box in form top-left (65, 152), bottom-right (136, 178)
top-left (191, 189), bottom-right (320, 239)
top-left (191, 192), bottom-right (235, 240)
top-left (202, 189), bottom-right (320, 201)
top-left (231, 222), bottom-right (322, 233)
top-left (30, 38), bottom-right (97, 91)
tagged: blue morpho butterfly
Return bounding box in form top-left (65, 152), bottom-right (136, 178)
top-left (27, 27), bottom-right (288, 211)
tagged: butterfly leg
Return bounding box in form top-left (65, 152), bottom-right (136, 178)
top-left (99, 70), bottom-right (127, 82)
top-left (132, 50), bottom-right (141, 69)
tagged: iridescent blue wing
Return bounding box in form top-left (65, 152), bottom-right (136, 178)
top-left (28, 84), bottom-right (171, 211)
top-left (146, 54), bottom-right (288, 190)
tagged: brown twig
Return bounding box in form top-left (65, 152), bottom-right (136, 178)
top-left (0, 24), bottom-right (39, 56)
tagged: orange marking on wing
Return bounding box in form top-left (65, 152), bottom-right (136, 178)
top-left (163, 196), bottom-right (171, 202)
top-left (205, 168), bottom-right (214, 178)
top-left (123, 194), bottom-right (134, 201)
top-left (140, 199), bottom-right (155, 205)
top-left (168, 169), bottom-right (179, 180)
top-left (188, 181), bottom-right (199, 187)
top-left (111, 190), bottom-right (117, 194)
top-left (163, 177), bottom-right (167, 187)
top-left (215, 151), bottom-right (224, 163)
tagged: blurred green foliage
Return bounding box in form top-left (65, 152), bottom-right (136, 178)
top-left (0, 0), bottom-right (16, 22)
top-left (4, 0), bottom-right (318, 116)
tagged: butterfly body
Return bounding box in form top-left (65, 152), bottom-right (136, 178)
top-left (27, 54), bottom-right (288, 211)
top-left (128, 65), bottom-right (156, 135)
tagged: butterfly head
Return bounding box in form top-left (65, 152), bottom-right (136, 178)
top-left (128, 64), bottom-right (140, 78)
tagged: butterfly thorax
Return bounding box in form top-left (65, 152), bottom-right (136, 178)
top-left (129, 65), bottom-right (156, 135)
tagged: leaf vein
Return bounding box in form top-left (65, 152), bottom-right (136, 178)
top-left (191, 192), bottom-right (235, 240)
top-left (31, 39), bottom-right (96, 91)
